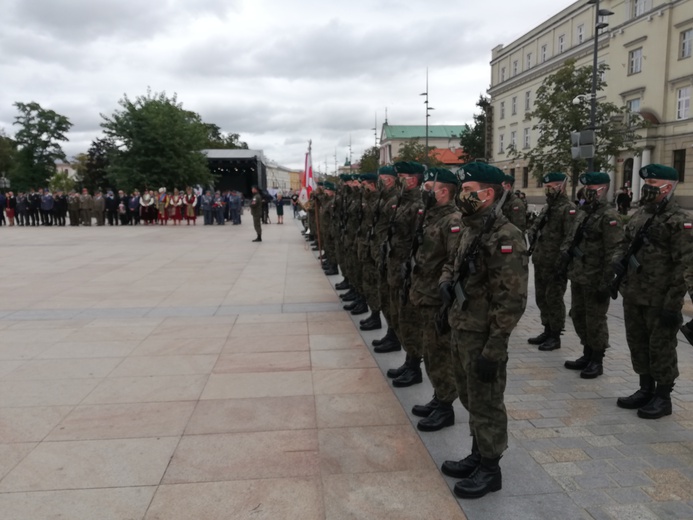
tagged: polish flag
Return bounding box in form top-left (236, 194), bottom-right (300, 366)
top-left (299, 140), bottom-right (315, 205)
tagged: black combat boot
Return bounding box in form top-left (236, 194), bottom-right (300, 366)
top-left (343, 298), bottom-right (361, 311)
top-left (350, 300), bottom-right (368, 315)
top-left (637, 383), bottom-right (673, 419)
top-left (528, 325), bottom-right (550, 345)
top-left (340, 290), bottom-right (358, 302)
top-left (360, 311), bottom-right (378, 326)
top-left (617, 374), bottom-right (655, 409)
top-left (387, 357), bottom-right (409, 379)
top-left (252, 236), bottom-right (262, 242)
top-left (412, 395), bottom-right (439, 417)
top-left (565, 345), bottom-right (592, 370)
top-left (392, 356), bottom-right (422, 387)
top-left (442, 437), bottom-right (480, 479)
top-left (417, 401), bottom-right (454, 432)
top-left (580, 349), bottom-right (604, 379)
top-left (453, 456), bottom-right (502, 499)
top-left (372, 328), bottom-right (394, 347)
top-left (374, 330), bottom-right (402, 353)
top-left (538, 330), bottom-right (561, 351)
top-left (360, 312), bottom-right (382, 331)
top-left (680, 320), bottom-right (693, 346)
top-left (335, 279), bottom-right (350, 291)
top-left (324, 265), bottom-right (339, 276)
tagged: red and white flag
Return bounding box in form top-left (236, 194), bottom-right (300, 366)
top-left (299, 140), bottom-right (315, 205)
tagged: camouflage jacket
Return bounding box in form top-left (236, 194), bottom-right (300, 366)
top-left (615, 200), bottom-right (693, 310)
top-left (319, 195), bottom-right (334, 244)
top-left (440, 206), bottom-right (528, 362)
top-left (410, 202), bottom-right (463, 307)
top-left (344, 191), bottom-right (362, 247)
top-left (386, 188), bottom-right (424, 285)
top-left (560, 200), bottom-right (623, 289)
top-left (357, 189), bottom-right (378, 261)
top-left (502, 191), bottom-right (527, 232)
top-left (371, 188), bottom-right (398, 265)
top-left (529, 193), bottom-right (577, 268)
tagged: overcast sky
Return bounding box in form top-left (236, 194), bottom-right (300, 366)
top-left (0, 0), bottom-right (576, 171)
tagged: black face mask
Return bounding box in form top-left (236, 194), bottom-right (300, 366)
top-left (640, 184), bottom-right (661, 205)
top-left (421, 189), bottom-right (437, 209)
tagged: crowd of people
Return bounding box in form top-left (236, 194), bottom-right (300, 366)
top-left (302, 161), bottom-right (693, 499)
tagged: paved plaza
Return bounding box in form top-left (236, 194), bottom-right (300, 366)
top-left (0, 221), bottom-right (691, 520)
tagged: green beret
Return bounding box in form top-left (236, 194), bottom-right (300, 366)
top-left (504, 175), bottom-right (516, 185)
top-left (378, 165), bottom-right (396, 177)
top-left (639, 163), bottom-right (678, 181)
top-left (338, 174), bottom-right (350, 182)
top-left (423, 167), bottom-right (459, 186)
top-left (359, 173), bottom-right (377, 182)
top-left (456, 162), bottom-right (505, 185)
top-left (323, 182), bottom-right (336, 191)
top-left (349, 174), bottom-right (360, 182)
top-left (393, 161), bottom-right (426, 175)
top-left (317, 181), bottom-right (325, 187)
top-left (579, 172), bottom-right (610, 185)
top-left (542, 172), bottom-right (567, 183)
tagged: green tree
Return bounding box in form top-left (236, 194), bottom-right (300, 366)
top-left (74, 138), bottom-right (116, 192)
top-left (459, 96), bottom-right (490, 162)
top-left (512, 59), bottom-right (642, 198)
top-left (394, 139), bottom-right (443, 166)
top-left (101, 89), bottom-right (214, 191)
top-left (358, 146), bottom-right (380, 173)
top-left (203, 123), bottom-right (248, 149)
top-left (48, 170), bottom-right (75, 193)
top-left (0, 129), bottom-right (17, 179)
top-left (11, 102), bottom-right (73, 191)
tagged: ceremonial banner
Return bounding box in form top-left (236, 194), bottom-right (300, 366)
top-left (298, 140), bottom-right (314, 205)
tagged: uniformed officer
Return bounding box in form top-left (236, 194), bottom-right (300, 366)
top-left (343, 176), bottom-right (369, 315)
top-left (501, 175), bottom-right (527, 232)
top-left (527, 172), bottom-right (577, 351)
top-left (320, 183), bottom-right (338, 275)
top-left (79, 188), bottom-right (93, 226)
top-left (408, 167), bottom-right (462, 431)
top-left (250, 185), bottom-right (263, 242)
top-left (355, 173), bottom-right (382, 324)
top-left (613, 164), bottom-right (693, 419)
top-left (68, 190), bottom-right (80, 226)
top-left (439, 162), bottom-right (528, 498)
top-left (560, 172), bottom-right (624, 378)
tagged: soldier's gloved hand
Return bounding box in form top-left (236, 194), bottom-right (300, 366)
top-left (439, 282), bottom-right (454, 306)
top-left (611, 261), bottom-right (626, 278)
top-left (476, 355), bottom-right (498, 383)
top-left (660, 309), bottom-right (682, 328)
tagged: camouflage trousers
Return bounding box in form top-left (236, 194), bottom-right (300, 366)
top-left (570, 282), bottom-right (610, 353)
top-left (389, 282), bottom-right (423, 357)
top-left (451, 328), bottom-right (508, 459)
top-left (623, 301), bottom-right (680, 385)
top-left (378, 268), bottom-right (392, 326)
top-left (361, 254), bottom-right (381, 312)
top-left (418, 305), bottom-right (457, 403)
top-left (534, 263), bottom-right (567, 332)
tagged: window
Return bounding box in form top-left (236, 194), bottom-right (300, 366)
top-left (677, 86), bottom-right (691, 120)
top-left (522, 167), bottom-right (529, 189)
top-left (509, 168), bottom-right (516, 181)
top-left (523, 128), bottom-right (530, 149)
top-left (510, 131), bottom-right (517, 149)
top-left (511, 96), bottom-right (517, 115)
top-left (681, 29), bottom-right (692, 59)
top-left (541, 44), bottom-right (548, 63)
top-left (526, 52), bottom-right (533, 69)
top-left (633, 0), bottom-right (650, 18)
top-left (577, 24), bottom-right (585, 44)
top-left (626, 98), bottom-right (641, 126)
top-left (512, 60), bottom-right (519, 76)
top-left (500, 101), bottom-right (505, 119)
top-left (628, 48), bottom-right (642, 75)
top-left (598, 60), bottom-right (606, 83)
top-left (558, 34), bottom-right (565, 53)
top-left (524, 91), bottom-right (531, 112)
top-left (499, 133), bottom-right (505, 153)
top-left (500, 67), bottom-right (506, 82)
top-left (673, 149), bottom-right (686, 183)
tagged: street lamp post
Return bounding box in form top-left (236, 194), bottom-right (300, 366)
top-left (420, 68), bottom-right (435, 166)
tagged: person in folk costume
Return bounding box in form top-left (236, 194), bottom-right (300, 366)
top-left (170, 188), bottom-right (183, 225)
top-left (157, 188), bottom-right (170, 225)
top-left (140, 190), bottom-right (155, 225)
top-left (183, 186), bottom-right (197, 225)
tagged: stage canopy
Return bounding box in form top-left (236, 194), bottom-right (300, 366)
top-left (203, 149), bottom-right (267, 198)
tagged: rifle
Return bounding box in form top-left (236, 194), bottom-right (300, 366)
top-left (435, 189), bottom-right (509, 334)
top-left (366, 190), bottom-right (385, 257)
top-left (556, 202), bottom-right (599, 280)
top-left (379, 184), bottom-right (405, 275)
top-left (609, 196), bottom-right (671, 299)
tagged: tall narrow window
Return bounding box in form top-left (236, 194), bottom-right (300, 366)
top-left (522, 167), bottom-right (529, 189)
top-left (499, 134), bottom-right (505, 153)
top-left (558, 34), bottom-right (566, 53)
top-left (512, 60), bottom-right (519, 76)
top-left (681, 29), bottom-right (692, 59)
top-left (628, 48), bottom-right (642, 75)
top-left (500, 101), bottom-right (505, 119)
top-left (523, 128), bottom-right (530, 149)
top-left (525, 91), bottom-right (531, 112)
top-left (511, 97), bottom-right (517, 116)
top-left (677, 86), bottom-right (691, 120)
top-left (577, 24), bottom-right (585, 44)
top-left (526, 52), bottom-right (533, 69)
top-left (541, 44), bottom-right (548, 62)
top-left (633, 0), bottom-right (649, 18)
top-left (626, 98), bottom-right (641, 126)
top-left (673, 149), bottom-right (686, 182)
top-left (510, 131), bottom-right (517, 149)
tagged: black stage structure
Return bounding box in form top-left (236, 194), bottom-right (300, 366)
top-left (203, 149), bottom-right (267, 198)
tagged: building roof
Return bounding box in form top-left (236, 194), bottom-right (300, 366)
top-left (429, 148), bottom-right (467, 165)
top-left (382, 124), bottom-right (467, 140)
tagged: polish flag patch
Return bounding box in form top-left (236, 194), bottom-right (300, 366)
top-left (450, 226), bottom-right (461, 233)
top-left (391, 205), bottom-right (397, 209)
top-left (569, 209), bottom-right (576, 215)
top-left (513, 207), bottom-right (519, 211)
top-left (684, 222), bottom-right (692, 229)
top-left (609, 220), bottom-right (618, 227)
top-left (418, 209), bottom-right (424, 215)
top-left (501, 245), bottom-right (513, 254)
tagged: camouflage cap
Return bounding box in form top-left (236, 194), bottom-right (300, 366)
top-left (393, 161), bottom-right (426, 175)
top-left (455, 162), bottom-right (505, 185)
top-left (423, 167), bottom-right (459, 186)
top-left (579, 172), bottom-right (610, 185)
top-left (504, 174), bottom-right (516, 186)
top-left (639, 163), bottom-right (679, 181)
top-left (543, 172), bottom-right (567, 183)
top-left (378, 165), bottom-right (396, 177)
top-left (359, 173), bottom-right (378, 182)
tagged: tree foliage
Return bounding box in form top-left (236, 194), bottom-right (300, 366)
top-left (49, 170), bottom-right (75, 193)
top-left (0, 129), bottom-right (17, 179)
top-left (11, 102), bottom-right (73, 191)
top-left (512, 59), bottom-right (642, 197)
top-left (459, 96), bottom-right (490, 162)
top-left (394, 139), bottom-right (443, 166)
top-left (100, 89), bottom-right (214, 191)
top-left (74, 138), bottom-right (116, 192)
top-left (203, 123), bottom-right (248, 150)
top-left (358, 146), bottom-right (380, 173)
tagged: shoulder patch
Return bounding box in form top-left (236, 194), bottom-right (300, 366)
top-left (418, 209), bottom-right (424, 215)
top-left (684, 222), bottom-right (692, 230)
top-left (450, 225), bottom-right (461, 233)
top-left (569, 209), bottom-right (576, 215)
top-left (391, 204), bottom-right (397, 209)
top-left (609, 220), bottom-right (618, 227)
top-left (512, 206), bottom-right (519, 211)
top-left (500, 245), bottom-right (513, 254)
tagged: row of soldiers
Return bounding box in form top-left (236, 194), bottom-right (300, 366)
top-left (304, 160), bottom-right (693, 499)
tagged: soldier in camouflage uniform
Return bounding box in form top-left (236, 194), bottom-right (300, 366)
top-left (526, 172), bottom-right (577, 351)
top-left (439, 162), bottom-right (528, 499)
top-left (342, 176), bottom-right (367, 314)
top-left (613, 164), bottom-right (693, 419)
top-left (356, 173), bottom-right (383, 329)
top-left (407, 168), bottom-right (462, 431)
top-left (320, 183), bottom-right (338, 276)
top-left (384, 161), bottom-right (426, 387)
top-left (501, 175), bottom-right (527, 232)
top-left (371, 166), bottom-right (402, 351)
top-left (560, 172), bottom-right (624, 379)
top-left (333, 175), bottom-right (351, 291)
